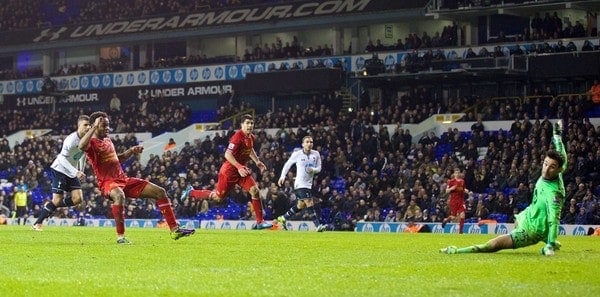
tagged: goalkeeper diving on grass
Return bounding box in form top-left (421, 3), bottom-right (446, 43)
top-left (440, 119), bottom-right (566, 256)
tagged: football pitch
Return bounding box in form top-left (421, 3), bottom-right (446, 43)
top-left (1, 226), bottom-right (599, 297)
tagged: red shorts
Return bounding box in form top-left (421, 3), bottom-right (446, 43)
top-left (449, 198), bottom-right (465, 216)
top-left (215, 166), bottom-right (256, 199)
top-left (100, 177), bottom-right (148, 198)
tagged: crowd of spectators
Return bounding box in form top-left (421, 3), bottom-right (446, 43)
top-left (0, 92), bottom-right (190, 138)
top-left (1, 84), bottom-right (599, 231)
top-left (0, 34), bottom-right (338, 80)
top-left (365, 24), bottom-right (459, 53)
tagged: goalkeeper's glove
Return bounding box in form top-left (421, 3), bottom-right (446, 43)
top-left (554, 120), bottom-right (563, 136)
top-left (541, 243), bottom-right (557, 256)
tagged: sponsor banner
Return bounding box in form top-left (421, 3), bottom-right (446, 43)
top-left (0, 51), bottom-right (422, 96)
top-left (187, 65), bottom-right (227, 82)
top-left (200, 220), bottom-right (316, 231)
top-left (149, 69), bottom-right (187, 85)
top-left (264, 56), bottom-right (350, 73)
top-left (79, 74), bottom-right (114, 90)
top-left (113, 70), bottom-right (149, 87)
top-left (18, 218), bottom-right (199, 228)
top-left (351, 53), bottom-right (402, 72)
top-left (224, 62), bottom-right (267, 80)
top-left (351, 54), bottom-right (371, 72)
top-left (0, 0), bottom-right (432, 46)
top-left (13, 78), bottom-right (43, 94)
top-left (8, 93), bottom-right (102, 109)
top-left (2, 81), bottom-right (234, 110)
top-left (356, 222), bottom-right (597, 236)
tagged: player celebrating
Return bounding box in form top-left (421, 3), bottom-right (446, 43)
top-left (441, 120), bottom-right (566, 256)
top-left (441, 167), bottom-right (470, 234)
top-left (276, 136), bottom-right (327, 232)
top-left (181, 114), bottom-right (272, 230)
top-left (32, 115), bottom-right (90, 231)
top-left (80, 111), bottom-right (195, 244)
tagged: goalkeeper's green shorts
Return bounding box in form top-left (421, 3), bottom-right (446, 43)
top-left (510, 226), bottom-right (543, 249)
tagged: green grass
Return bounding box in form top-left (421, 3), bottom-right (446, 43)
top-left (1, 225), bottom-right (599, 297)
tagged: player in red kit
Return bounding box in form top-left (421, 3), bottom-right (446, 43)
top-left (181, 114), bottom-right (272, 229)
top-left (79, 111), bottom-right (195, 244)
top-left (442, 168), bottom-right (471, 234)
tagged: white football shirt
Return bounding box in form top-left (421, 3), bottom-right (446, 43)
top-left (50, 131), bottom-right (85, 178)
top-left (279, 149), bottom-right (321, 190)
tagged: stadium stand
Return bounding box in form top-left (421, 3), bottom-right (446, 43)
top-left (0, 0), bottom-right (599, 229)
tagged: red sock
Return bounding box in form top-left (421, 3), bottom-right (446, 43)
top-left (251, 198), bottom-right (264, 223)
top-left (156, 198), bottom-right (178, 230)
top-left (459, 218), bottom-right (465, 234)
top-left (111, 204), bottom-right (125, 236)
top-left (189, 189), bottom-right (212, 200)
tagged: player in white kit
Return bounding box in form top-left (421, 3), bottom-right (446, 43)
top-left (277, 136), bottom-right (327, 232)
top-left (32, 115), bottom-right (91, 230)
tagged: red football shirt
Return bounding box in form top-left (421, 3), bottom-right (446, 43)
top-left (84, 137), bottom-right (126, 189)
top-left (221, 129), bottom-right (254, 173)
top-left (447, 178), bottom-right (465, 202)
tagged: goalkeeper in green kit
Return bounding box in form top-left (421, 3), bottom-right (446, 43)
top-left (440, 120), bottom-right (566, 256)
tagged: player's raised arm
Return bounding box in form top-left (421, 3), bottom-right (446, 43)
top-left (118, 144), bottom-right (143, 163)
top-left (544, 119), bottom-right (567, 254)
top-left (78, 115), bottom-right (102, 151)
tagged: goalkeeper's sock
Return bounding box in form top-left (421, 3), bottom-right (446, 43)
top-left (189, 189), bottom-right (212, 200)
top-left (457, 243), bottom-right (491, 254)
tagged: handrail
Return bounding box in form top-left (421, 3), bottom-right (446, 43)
top-left (215, 108), bottom-right (256, 130)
